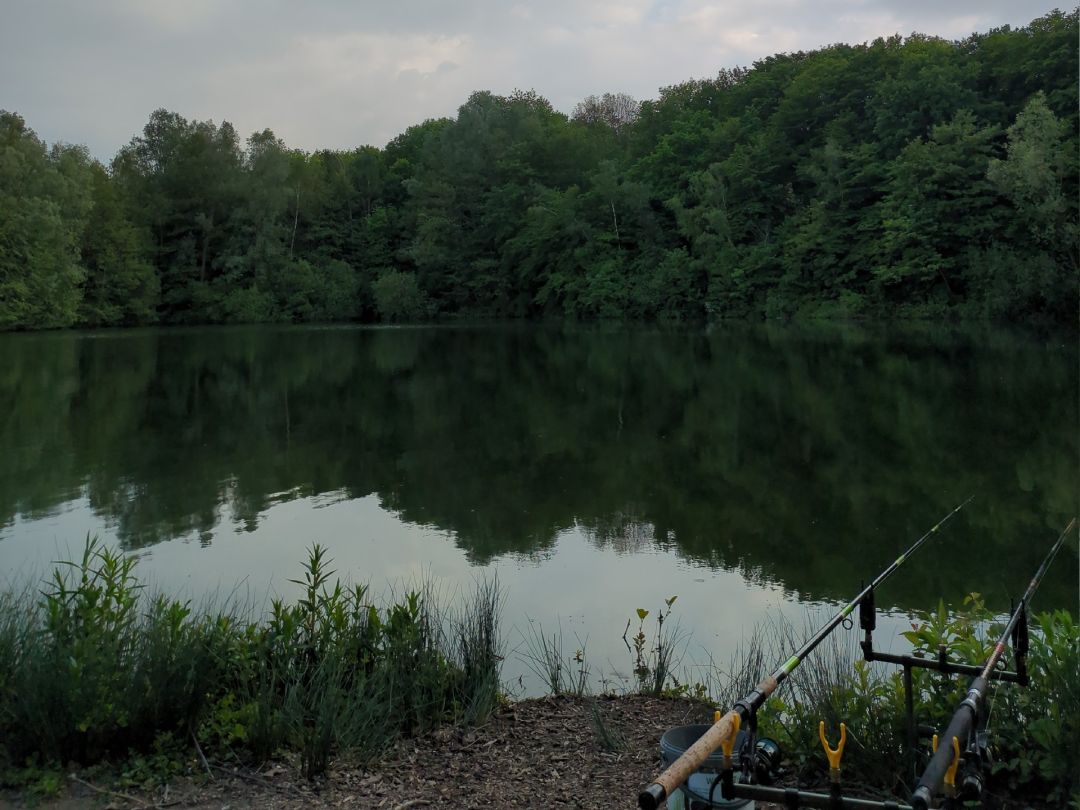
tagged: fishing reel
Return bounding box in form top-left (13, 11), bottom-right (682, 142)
top-left (738, 735), bottom-right (783, 784)
top-left (725, 704), bottom-right (784, 787)
top-left (958, 730), bottom-right (992, 802)
top-left (701, 718), bottom-right (783, 809)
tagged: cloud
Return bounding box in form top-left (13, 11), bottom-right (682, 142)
top-left (114, 0), bottom-right (223, 33)
top-left (0, 0), bottom-right (1060, 160)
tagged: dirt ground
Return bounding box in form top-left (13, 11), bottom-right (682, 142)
top-left (3, 695), bottom-right (1046, 810)
top-left (4, 695), bottom-right (751, 809)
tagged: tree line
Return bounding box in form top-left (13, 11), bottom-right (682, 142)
top-left (1, 9), bottom-right (1076, 330)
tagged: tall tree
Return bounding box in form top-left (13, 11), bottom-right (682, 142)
top-left (872, 111), bottom-right (1000, 305)
top-left (113, 110), bottom-right (245, 322)
top-left (0, 112), bottom-right (91, 328)
top-left (571, 92), bottom-right (641, 136)
top-left (78, 162), bottom-right (159, 325)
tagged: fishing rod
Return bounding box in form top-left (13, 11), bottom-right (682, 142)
top-left (911, 517), bottom-right (1076, 810)
top-left (638, 496), bottom-right (974, 810)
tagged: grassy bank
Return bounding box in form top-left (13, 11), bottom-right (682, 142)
top-left (0, 540), bottom-right (501, 787)
top-left (1, 542), bottom-right (1076, 806)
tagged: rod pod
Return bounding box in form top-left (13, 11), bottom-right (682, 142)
top-left (638, 498), bottom-right (973, 810)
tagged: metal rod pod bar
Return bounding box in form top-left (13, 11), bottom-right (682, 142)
top-left (732, 783), bottom-right (913, 810)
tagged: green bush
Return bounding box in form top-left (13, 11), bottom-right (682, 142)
top-left (226, 547), bottom-right (503, 776)
top-left (0, 539), bottom-right (502, 782)
top-left (373, 271), bottom-right (430, 323)
top-left (3, 538), bottom-right (224, 765)
top-left (992, 610), bottom-right (1079, 805)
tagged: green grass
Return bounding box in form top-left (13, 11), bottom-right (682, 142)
top-left (0, 538), bottom-right (503, 781)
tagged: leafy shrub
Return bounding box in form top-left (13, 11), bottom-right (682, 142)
top-left (373, 271), bottom-right (430, 322)
top-left (219, 546), bottom-right (502, 776)
top-left (4, 538), bottom-right (223, 765)
top-left (992, 610), bottom-right (1079, 805)
top-left (902, 593), bottom-right (994, 731)
top-left (0, 539), bottom-right (502, 782)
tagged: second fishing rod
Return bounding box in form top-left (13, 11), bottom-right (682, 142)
top-left (638, 496), bottom-right (974, 810)
top-left (911, 516), bottom-right (1077, 810)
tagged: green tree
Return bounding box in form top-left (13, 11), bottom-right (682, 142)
top-left (871, 111), bottom-right (1000, 308)
top-left (972, 93), bottom-right (1079, 320)
top-left (373, 271), bottom-right (430, 322)
top-left (987, 93), bottom-right (1076, 253)
top-left (3, 8), bottom-right (1077, 330)
top-left (78, 163), bottom-right (159, 325)
top-left (113, 110), bottom-right (245, 322)
top-left (0, 112), bottom-right (91, 328)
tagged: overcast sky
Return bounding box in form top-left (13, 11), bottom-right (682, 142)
top-left (0, 0), bottom-right (1061, 160)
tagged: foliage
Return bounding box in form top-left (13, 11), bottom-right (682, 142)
top-left (372, 271), bottom-right (430, 323)
top-left (743, 627), bottom-right (909, 791)
top-left (78, 162), bottom-right (160, 326)
top-left (0, 112), bottom-right (91, 328)
top-left (2, 9), bottom-right (1078, 330)
top-left (1, 540), bottom-right (1075, 805)
top-left (0, 539), bottom-right (503, 782)
top-left (901, 597), bottom-right (1077, 803)
top-left (771, 656), bottom-right (908, 789)
top-left (987, 610), bottom-right (1079, 805)
top-left (901, 592), bottom-right (993, 729)
top-left (4, 537), bottom-right (224, 765)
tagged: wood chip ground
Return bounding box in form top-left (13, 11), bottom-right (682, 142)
top-left (4, 695), bottom-right (1040, 809)
top-left (7, 695), bottom-right (746, 809)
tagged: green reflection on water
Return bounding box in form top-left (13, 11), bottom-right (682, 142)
top-left (0, 323), bottom-right (1076, 609)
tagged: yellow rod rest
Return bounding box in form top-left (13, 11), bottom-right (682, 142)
top-left (818, 721), bottom-right (847, 771)
top-left (720, 711), bottom-right (741, 761)
top-left (932, 734), bottom-right (962, 793)
top-left (945, 736), bottom-right (961, 787)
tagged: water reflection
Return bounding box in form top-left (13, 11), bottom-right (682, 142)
top-left (0, 323), bottom-right (1075, 609)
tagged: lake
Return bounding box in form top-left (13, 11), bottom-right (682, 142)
top-left (0, 323), bottom-right (1076, 693)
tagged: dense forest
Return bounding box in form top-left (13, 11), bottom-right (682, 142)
top-left (1, 10), bottom-right (1076, 330)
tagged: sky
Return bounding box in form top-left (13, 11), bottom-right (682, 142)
top-left (0, 0), bottom-right (1062, 161)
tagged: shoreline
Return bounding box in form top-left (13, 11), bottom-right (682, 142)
top-left (2, 542), bottom-right (1076, 807)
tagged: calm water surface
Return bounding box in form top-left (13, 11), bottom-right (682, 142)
top-left (1, 323), bottom-right (1076, 691)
